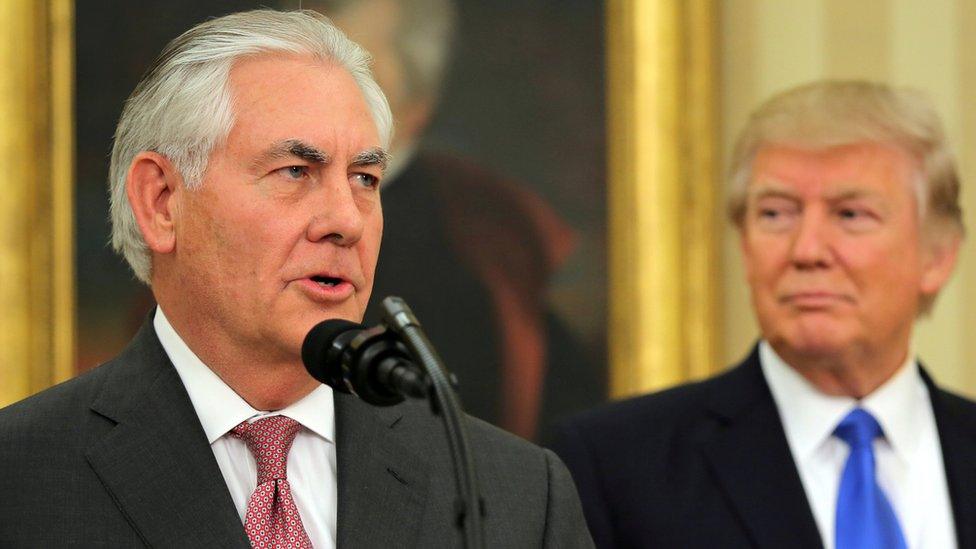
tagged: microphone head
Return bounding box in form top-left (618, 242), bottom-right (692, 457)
top-left (302, 318), bottom-right (363, 390)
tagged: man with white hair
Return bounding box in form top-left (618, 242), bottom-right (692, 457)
top-left (552, 81), bottom-right (976, 549)
top-left (0, 10), bottom-right (592, 547)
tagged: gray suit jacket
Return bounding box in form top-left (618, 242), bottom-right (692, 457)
top-left (0, 320), bottom-right (593, 548)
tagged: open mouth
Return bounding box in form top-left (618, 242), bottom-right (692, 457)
top-left (310, 275), bottom-right (344, 288)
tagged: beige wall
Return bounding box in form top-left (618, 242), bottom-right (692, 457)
top-left (720, 0), bottom-right (976, 397)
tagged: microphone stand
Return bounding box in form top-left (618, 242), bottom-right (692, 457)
top-left (380, 297), bottom-right (486, 549)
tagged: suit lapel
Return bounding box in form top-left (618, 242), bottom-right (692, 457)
top-left (334, 393), bottom-right (429, 548)
top-left (701, 349), bottom-right (823, 549)
top-left (85, 320), bottom-right (249, 548)
top-left (923, 370), bottom-right (976, 549)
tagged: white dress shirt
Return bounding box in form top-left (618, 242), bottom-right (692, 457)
top-left (154, 308), bottom-right (337, 549)
top-left (759, 341), bottom-right (956, 549)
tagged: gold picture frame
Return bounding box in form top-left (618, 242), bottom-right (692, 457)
top-left (607, 0), bottom-right (721, 398)
top-left (0, 0), bottom-right (74, 406)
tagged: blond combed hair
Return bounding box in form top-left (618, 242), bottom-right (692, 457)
top-left (728, 80), bottom-right (963, 239)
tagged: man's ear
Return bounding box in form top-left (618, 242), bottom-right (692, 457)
top-left (126, 152), bottom-right (182, 255)
top-left (920, 231), bottom-right (962, 296)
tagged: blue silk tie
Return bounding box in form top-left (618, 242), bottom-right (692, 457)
top-left (834, 408), bottom-right (907, 549)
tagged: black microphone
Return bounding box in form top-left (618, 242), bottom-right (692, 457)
top-left (302, 318), bottom-right (428, 406)
top-left (306, 300), bottom-right (485, 547)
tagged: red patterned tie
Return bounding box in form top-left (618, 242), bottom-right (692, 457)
top-left (232, 416), bottom-right (313, 549)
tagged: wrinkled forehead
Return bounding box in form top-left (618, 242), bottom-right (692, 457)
top-left (226, 53), bottom-right (355, 109)
top-left (222, 54), bottom-right (381, 150)
top-left (748, 141), bottom-right (922, 198)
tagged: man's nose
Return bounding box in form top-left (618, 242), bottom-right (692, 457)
top-left (306, 173), bottom-right (365, 246)
top-left (790, 210), bottom-right (833, 269)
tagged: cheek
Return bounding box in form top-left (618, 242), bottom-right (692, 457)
top-left (741, 237), bottom-right (785, 289)
top-left (176, 201), bottom-right (227, 271)
top-left (207, 203), bottom-right (295, 281)
top-left (837, 237), bottom-right (920, 286)
top-left (361, 214), bottom-right (384, 276)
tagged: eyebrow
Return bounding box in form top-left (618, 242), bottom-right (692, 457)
top-left (351, 147), bottom-right (392, 173)
top-left (823, 186), bottom-right (882, 202)
top-left (748, 181), bottom-right (797, 201)
top-left (749, 181), bottom-right (883, 203)
top-left (251, 139), bottom-right (331, 171)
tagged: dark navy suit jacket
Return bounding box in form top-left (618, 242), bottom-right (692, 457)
top-left (550, 346), bottom-right (976, 549)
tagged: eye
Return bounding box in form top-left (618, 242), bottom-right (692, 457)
top-left (752, 200), bottom-right (798, 232)
top-left (351, 172), bottom-right (380, 189)
top-left (276, 165), bottom-right (310, 180)
top-left (838, 208), bottom-right (865, 219)
top-left (836, 206), bottom-right (880, 232)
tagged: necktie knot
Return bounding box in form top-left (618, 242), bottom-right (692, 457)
top-left (834, 407), bottom-right (883, 449)
top-left (232, 415), bottom-right (302, 484)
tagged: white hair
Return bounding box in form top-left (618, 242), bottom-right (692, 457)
top-left (109, 9), bottom-right (393, 283)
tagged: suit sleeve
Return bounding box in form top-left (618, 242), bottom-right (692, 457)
top-left (541, 448), bottom-right (596, 548)
top-left (548, 420), bottom-right (616, 548)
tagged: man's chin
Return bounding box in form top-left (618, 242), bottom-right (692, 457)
top-left (771, 333), bottom-right (857, 366)
top-left (288, 307), bottom-right (365, 343)
top-left (309, 308), bottom-right (366, 329)
top-left (292, 296), bottom-right (366, 322)
top-left (766, 320), bottom-right (857, 358)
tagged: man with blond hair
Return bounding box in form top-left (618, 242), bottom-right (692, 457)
top-left (552, 81), bottom-right (976, 549)
top-left (0, 10), bottom-right (592, 547)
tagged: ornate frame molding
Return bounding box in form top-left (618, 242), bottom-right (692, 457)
top-left (607, 0), bottom-right (720, 397)
top-left (0, 0), bottom-right (74, 406)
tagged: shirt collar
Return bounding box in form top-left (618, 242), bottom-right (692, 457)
top-left (759, 340), bottom-right (927, 463)
top-left (860, 354), bottom-right (928, 460)
top-left (153, 307), bottom-right (335, 444)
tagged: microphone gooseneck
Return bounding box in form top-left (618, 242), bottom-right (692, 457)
top-left (379, 297), bottom-right (485, 549)
top-left (300, 298), bottom-right (486, 548)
